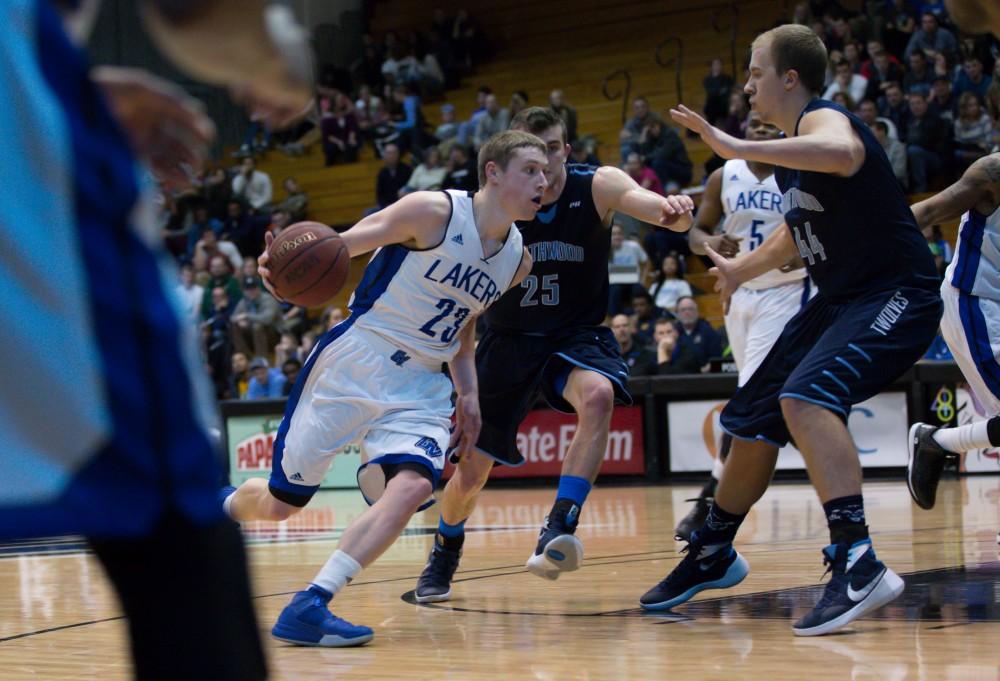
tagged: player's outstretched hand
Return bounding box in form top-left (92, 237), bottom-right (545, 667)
top-left (660, 194), bottom-right (695, 228)
top-left (669, 104), bottom-right (742, 161)
top-left (449, 393), bottom-right (481, 462)
top-left (704, 243), bottom-right (738, 314)
top-left (258, 232), bottom-right (284, 301)
top-left (717, 234), bottom-right (742, 258)
top-left (94, 66), bottom-right (215, 188)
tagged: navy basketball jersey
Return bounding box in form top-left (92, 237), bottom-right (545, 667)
top-left (775, 99), bottom-right (939, 302)
top-left (485, 164), bottom-right (609, 333)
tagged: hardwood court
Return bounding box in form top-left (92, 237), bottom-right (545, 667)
top-left (1, 478), bottom-right (997, 680)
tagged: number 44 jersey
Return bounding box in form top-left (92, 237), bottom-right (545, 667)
top-left (348, 189), bottom-right (524, 363)
top-left (486, 164), bottom-right (610, 334)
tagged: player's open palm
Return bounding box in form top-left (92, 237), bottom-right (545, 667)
top-left (450, 393), bottom-right (481, 461)
top-left (257, 232), bottom-right (284, 301)
top-left (669, 104), bottom-right (741, 160)
top-left (704, 244), bottom-right (738, 314)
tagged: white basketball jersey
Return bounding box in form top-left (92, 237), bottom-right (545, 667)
top-left (349, 190), bottom-right (523, 362)
top-left (945, 206), bottom-right (1000, 301)
top-left (721, 159), bottom-right (806, 290)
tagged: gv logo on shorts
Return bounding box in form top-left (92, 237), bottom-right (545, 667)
top-left (415, 437), bottom-right (443, 458)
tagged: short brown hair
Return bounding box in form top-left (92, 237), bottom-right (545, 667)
top-left (509, 106), bottom-right (567, 144)
top-left (477, 130), bottom-right (547, 187)
top-left (752, 24), bottom-right (827, 95)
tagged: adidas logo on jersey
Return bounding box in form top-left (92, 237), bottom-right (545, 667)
top-left (290, 472), bottom-right (304, 481)
top-left (451, 233), bottom-right (464, 245)
top-left (730, 174), bottom-right (739, 181)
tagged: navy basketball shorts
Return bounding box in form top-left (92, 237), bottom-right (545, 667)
top-left (721, 285), bottom-right (942, 446)
top-left (475, 325), bottom-right (632, 465)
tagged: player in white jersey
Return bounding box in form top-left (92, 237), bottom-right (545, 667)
top-left (675, 112), bottom-right (810, 540)
top-left (223, 130), bottom-right (543, 647)
top-left (906, 153), bottom-right (1000, 544)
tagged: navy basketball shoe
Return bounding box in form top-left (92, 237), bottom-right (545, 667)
top-left (640, 532), bottom-right (749, 610)
top-left (906, 423), bottom-right (955, 510)
top-left (792, 539), bottom-right (904, 636)
top-left (525, 513), bottom-right (584, 580)
top-left (414, 536), bottom-right (462, 603)
top-left (271, 586), bottom-right (373, 647)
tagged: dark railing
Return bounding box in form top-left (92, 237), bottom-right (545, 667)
top-left (602, 68), bottom-right (632, 125)
top-left (712, 1), bottom-right (740, 80)
top-left (654, 36), bottom-right (684, 104)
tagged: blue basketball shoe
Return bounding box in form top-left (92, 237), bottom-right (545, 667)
top-left (414, 537), bottom-right (462, 603)
top-left (525, 513), bottom-right (584, 580)
top-left (271, 586), bottom-right (374, 647)
top-left (792, 539), bottom-right (904, 636)
top-left (640, 532), bottom-right (749, 610)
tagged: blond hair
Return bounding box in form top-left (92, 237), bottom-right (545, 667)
top-left (752, 24), bottom-right (828, 95)
top-left (477, 130), bottom-right (547, 187)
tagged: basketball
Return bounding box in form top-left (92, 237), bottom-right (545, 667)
top-left (267, 221), bottom-right (349, 307)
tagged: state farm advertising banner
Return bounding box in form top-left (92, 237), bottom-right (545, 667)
top-left (668, 393), bottom-right (909, 472)
top-left (445, 406), bottom-right (645, 479)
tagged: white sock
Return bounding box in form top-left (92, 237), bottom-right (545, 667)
top-left (711, 457), bottom-right (725, 481)
top-left (932, 420), bottom-right (991, 453)
top-left (311, 550), bottom-right (362, 597)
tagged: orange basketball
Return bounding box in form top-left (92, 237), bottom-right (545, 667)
top-left (267, 222), bottom-right (349, 308)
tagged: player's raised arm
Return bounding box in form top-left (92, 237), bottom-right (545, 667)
top-left (340, 191), bottom-right (453, 257)
top-left (707, 224), bottom-right (798, 311)
top-left (592, 165), bottom-right (694, 232)
top-left (911, 154), bottom-right (1000, 230)
top-left (687, 168), bottom-right (741, 257)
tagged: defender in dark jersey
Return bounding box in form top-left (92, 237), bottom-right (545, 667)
top-left (638, 25), bottom-right (941, 637)
top-left (415, 107), bottom-right (694, 599)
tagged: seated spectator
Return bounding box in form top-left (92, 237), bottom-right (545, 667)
top-left (373, 143), bottom-right (412, 212)
top-left (857, 98), bottom-right (899, 139)
top-left (675, 296), bottom-right (722, 369)
top-left (278, 300), bottom-right (309, 337)
top-left (881, 6), bottom-right (916, 59)
top-left (903, 90), bottom-right (951, 192)
top-left (637, 116), bottom-right (692, 191)
top-left (272, 178), bottom-right (309, 222)
top-left (830, 91), bottom-right (856, 111)
top-left (274, 332), bottom-right (302, 367)
top-left (509, 90), bottom-right (529, 118)
top-left (654, 318), bottom-right (700, 375)
top-left (878, 82), bottom-right (910, 135)
top-left (871, 120), bottom-right (908, 189)
top-left (185, 203), bottom-right (223, 260)
top-left (904, 12), bottom-right (957, 62)
top-left (456, 86), bottom-right (491, 147)
top-left (320, 93), bottom-right (360, 166)
top-left (435, 103), bottom-right (460, 151)
top-left (706, 90), bottom-right (750, 174)
top-left (245, 357), bottom-right (287, 400)
top-left (230, 276), bottom-right (282, 360)
top-left (200, 256), bottom-right (242, 319)
top-left (231, 157), bottom-right (272, 212)
top-left (299, 330), bottom-right (318, 359)
top-left (219, 199), bottom-right (266, 258)
top-left (549, 89), bottom-right (578, 142)
top-left (570, 139), bottom-right (600, 166)
top-left (647, 253), bottom-right (692, 312)
top-left (624, 152), bottom-right (664, 195)
top-left (401, 146), bottom-right (448, 195)
top-left (390, 84), bottom-right (432, 155)
top-left (230, 352), bottom-right (250, 400)
top-left (416, 47), bottom-right (445, 97)
top-left (281, 358), bottom-right (302, 396)
top-left (608, 224), bottom-right (650, 315)
top-left (323, 306), bottom-right (345, 330)
top-left (953, 92), bottom-right (993, 170)
top-left (443, 144), bottom-right (478, 192)
top-left (631, 290), bottom-right (666, 346)
top-left (619, 96), bottom-right (653, 163)
top-left (703, 58), bottom-right (734, 126)
top-left (193, 230), bottom-right (242, 276)
top-left (201, 167), bottom-right (232, 221)
top-left (953, 55), bottom-right (992, 103)
top-left (903, 50), bottom-right (934, 95)
top-left (473, 93), bottom-right (510, 151)
top-left (986, 60), bottom-right (1000, 124)
top-left (928, 76), bottom-right (957, 124)
top-left (610, 313), bottom-right (657, 376)
top-left (204, 286), bottom-right (235, 398)
top-left (823, 59), bottom-right (869, 104)
top-left (842, 41), bottom-right (863, 74)
top-left (174, 263), bottom-right (204, 327)
top-left (862, 49), bottom-right (905, 101)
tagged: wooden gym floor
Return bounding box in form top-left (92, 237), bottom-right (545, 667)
top-left (1, 478), bottom-right (997, 680)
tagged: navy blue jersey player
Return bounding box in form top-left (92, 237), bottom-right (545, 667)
top-left (639, 25), bottom-right (941, 637)
top-left (415, 107), bottom-right (694, 601)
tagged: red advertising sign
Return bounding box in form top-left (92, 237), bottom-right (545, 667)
top-left (444, 406), bottom-right (645, 479)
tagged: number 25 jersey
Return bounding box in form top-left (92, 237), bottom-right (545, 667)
top-left (349, 189), bottom-right (523, 363)
top-left (485, 164), bottom-right (611, 333)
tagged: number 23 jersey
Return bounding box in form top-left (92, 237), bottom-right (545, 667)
top-left (349, 189), bottom-right (524, 363)
top-left (485, 164), bottom-right (610, 333)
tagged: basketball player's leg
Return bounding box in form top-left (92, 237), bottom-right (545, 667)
top-left (226, 476), bottom-right (304, 521)
top-left (909, 284), bottom-right (1000, 511)
top-left (526, 327), bottom-right (631, 579)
